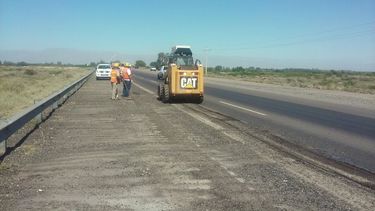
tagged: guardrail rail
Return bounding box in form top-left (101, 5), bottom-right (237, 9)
top-left (0, 70), bottom-right (94, 156)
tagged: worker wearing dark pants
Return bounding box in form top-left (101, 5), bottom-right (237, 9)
top-left (121, 63), bottom-right (132, 98)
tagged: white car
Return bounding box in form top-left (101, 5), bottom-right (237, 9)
top-left (96, 64), bottom-right (111, 80)
top-left (158, 66), bottom-right (167, 80)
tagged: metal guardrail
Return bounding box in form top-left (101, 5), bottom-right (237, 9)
top-left (0, 70), bottom-right (94, 155)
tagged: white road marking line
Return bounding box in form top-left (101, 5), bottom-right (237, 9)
top-left (220, 101), bottom-right (267, 116)
top-left (133, 82), bottom-right (156, 95)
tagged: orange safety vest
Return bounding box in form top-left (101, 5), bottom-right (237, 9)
top-left (110, 69), bottom-right (118, 83)
top-left (122, 68), bottom-right (131, 80)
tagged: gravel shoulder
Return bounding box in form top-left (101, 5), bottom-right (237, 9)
top-left (0, 76), bottom-right (374, 210)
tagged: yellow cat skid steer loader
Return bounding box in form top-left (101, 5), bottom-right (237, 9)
top-left (158, 46), bottom-right (204, 104)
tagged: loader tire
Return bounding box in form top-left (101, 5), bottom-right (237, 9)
top-left (157, 84), bottom-right (163, 100)
top-left (195, 96), bottom-right (204, 104)
top-left (162, 85), bottom-right (170, 103)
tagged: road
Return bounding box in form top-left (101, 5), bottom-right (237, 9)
top-left (134, 69), bottom-right (375, 173)
top-left (0, 74), bottom-right (374, 210)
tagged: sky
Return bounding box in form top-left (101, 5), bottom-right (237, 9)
top-left (0, 0), bottom-right (374, 71)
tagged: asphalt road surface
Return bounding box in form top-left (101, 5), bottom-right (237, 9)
top-left (134, 69), bottom-right (375, 173)
top-left (0, 74), bottom-right (374, 210)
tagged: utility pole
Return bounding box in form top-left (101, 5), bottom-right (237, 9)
top-left (203, 48), bottom-right (211, 75)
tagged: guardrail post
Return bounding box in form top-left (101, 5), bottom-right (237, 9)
top-left (0, 139), bottom-right (6, 156)
top-left (60, 94), bottom-right (67, 105)
top-left (34, 113), bottom-right (43, 124)
top-left (52, 101), bottom-right (58, 110)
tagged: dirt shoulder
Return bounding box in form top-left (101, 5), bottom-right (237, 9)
top-left (0, 77), bottom-right (374, 210)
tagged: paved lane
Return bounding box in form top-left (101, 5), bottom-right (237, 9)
top-left (134, 69), bottom-right (375, 173)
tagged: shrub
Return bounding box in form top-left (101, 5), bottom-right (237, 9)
top-left (24, 69), bottom-right (37, 75)
top-left (343, 79), bottom-right (356, 88)
top-left (232, 66), bottom-right (245, 72)
top-left (50, 70), bottom-right (63, 75)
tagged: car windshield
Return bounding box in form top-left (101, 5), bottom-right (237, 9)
top-left (98, 65), bottom-right (110, 69)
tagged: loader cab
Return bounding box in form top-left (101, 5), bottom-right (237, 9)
top-left (172, 46), bottom-right (192, 57)
top-left (169, 55), bottom-right (195, 69)
top-left (169, 46), bottom-right (196, 69)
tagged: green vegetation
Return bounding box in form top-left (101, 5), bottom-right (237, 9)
top-left (149, 61), bottom-right (158, 68)
top-left (0, 65), bottom-right (90, 119)
top-left (135, 60), bottom-right (146, 67)
top-left (149, 52), bottom-right (170, 69)
top-left (207, 66), bottom-right (375, 94)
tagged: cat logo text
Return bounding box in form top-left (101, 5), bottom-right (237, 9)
top-left (180, 77), bottom-right (198, 89)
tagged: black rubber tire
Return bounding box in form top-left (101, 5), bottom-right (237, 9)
top-left (157, 84), bottom-right (163, 100)
top-left (162, 85), bottom-right (170, 103)
top-left (195, 96), bottom-right (204, 104)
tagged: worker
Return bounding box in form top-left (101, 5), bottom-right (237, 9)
top-left (110, 63), bottom-right (121, 100)
top-left (121, 62), bottom-right (132, 98)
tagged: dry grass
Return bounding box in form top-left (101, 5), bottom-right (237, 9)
top-left (0, 65), bottom-right (90, 119)
top-left (207, 70), bottom-right (375, 94)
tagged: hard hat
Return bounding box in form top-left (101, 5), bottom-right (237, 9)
top-left (125, 62), bottom-right (131, 67)
top-left (112, 63), bottom-right (120, 68)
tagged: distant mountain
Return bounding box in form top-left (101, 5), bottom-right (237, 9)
top-left (0, 48), bottom-right (373, 71)
top-left (0, 48), bottom-right (154, 65)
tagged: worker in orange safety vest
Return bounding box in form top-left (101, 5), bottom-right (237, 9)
top-left (110, 63), bottom-right (121, 100)
top-left (120, 63), bottom-right (132, 98)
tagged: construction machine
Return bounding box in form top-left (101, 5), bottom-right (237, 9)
top-left (158, 45), bottom-right (204, 103)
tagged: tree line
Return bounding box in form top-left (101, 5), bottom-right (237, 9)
top-left (149, 52), bottom-right (169, 69)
